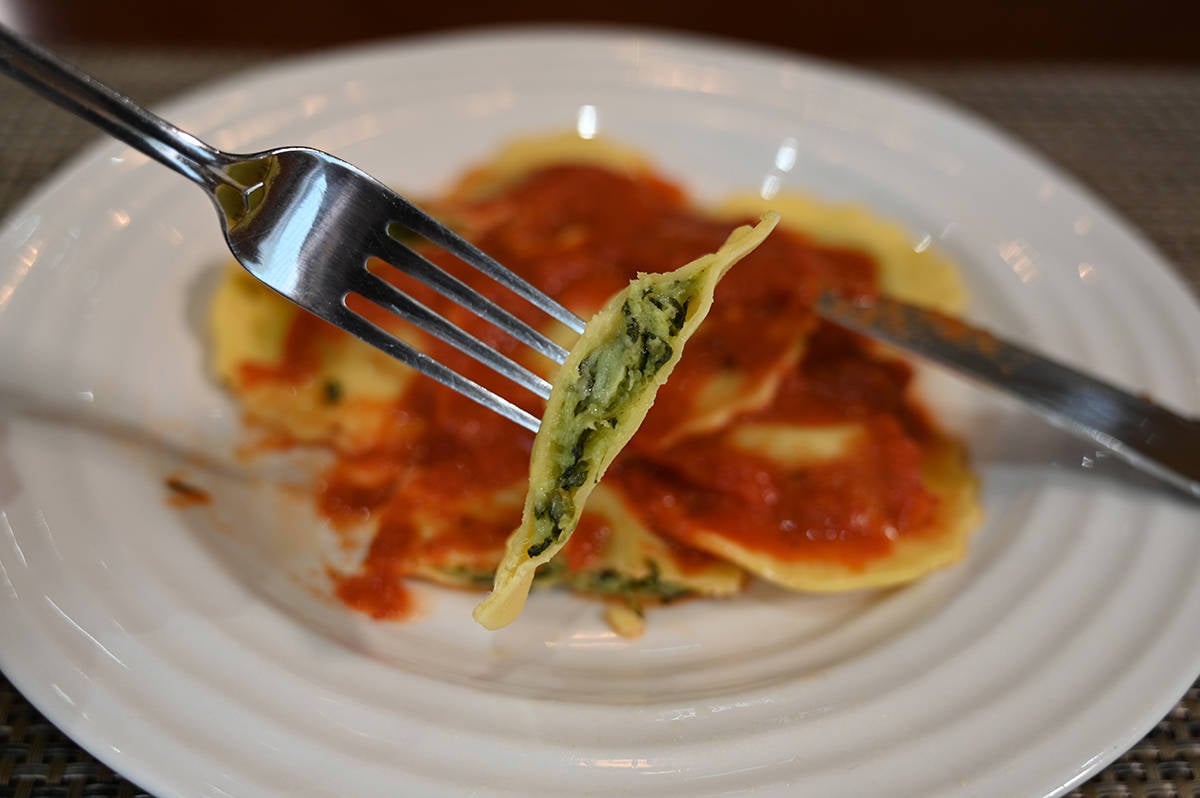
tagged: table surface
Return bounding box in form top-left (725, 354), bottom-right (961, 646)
top-left (7, 0), bottom-right (1200, 62)
top-left (0, 46), bottom-right (1198, 798)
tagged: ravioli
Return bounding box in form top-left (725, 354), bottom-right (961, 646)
top-left (209, 264), bottom-right (421, 453)
top-left (432, 137), bottom-right (824, 450)
top-left (334, 474), bottom-right (743, 632)
top-left (208, 133), bottom-right (980, 636)
top-left (618, 429), bottom-right (977, 591)
top-left (715, 193), bottom-right (967, 314)
top-left (550, 484), bottom-right (744, 603)
top-left (612, 322), bottom-right (980, 591)
top-left (472, 214), bottom-right (779, 630)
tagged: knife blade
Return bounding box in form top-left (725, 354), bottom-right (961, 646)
top-left (816, 292), bottom-right (1200, 500)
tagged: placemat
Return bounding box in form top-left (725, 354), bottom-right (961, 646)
top-left (0, 47), bottom-right (1197, 798)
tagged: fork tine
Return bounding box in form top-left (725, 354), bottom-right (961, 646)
top-left (350, 269), bottom-right (554, 400)
top-left (389, 198), bottom-right (587, 335)
top-left (373, 231), bottom-right (569, 365)
top-left (323, 304), bottom-right (542, 433)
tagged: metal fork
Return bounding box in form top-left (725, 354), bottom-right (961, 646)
top-left (0, 26), bottom-right (584, 433)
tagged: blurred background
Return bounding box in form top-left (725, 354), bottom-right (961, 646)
top-left (1, 0), bottom-right (1197, 61)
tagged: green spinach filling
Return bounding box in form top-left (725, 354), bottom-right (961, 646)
top-left (441, 561), bottom-right (693, 604)
top-left (525, 277), bottom-right (696, 558)
top-left (571, 562), bottom-right (693, 605)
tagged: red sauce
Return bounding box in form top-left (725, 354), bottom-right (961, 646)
top-left (317, 454), bottom-right (403, 526)
top-left (333, 567), bottom-right (414, 620)
top-left (239, 163), bottom-right (941, 615)
top-left (563, 514), bottom-right (612, 572)
top-left (612, 323), bottom-right (937, 569)
top-left (164, 475), bottom-right (211, 508)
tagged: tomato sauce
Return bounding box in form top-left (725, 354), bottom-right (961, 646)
top-left (613, 323), bottom-right (937, 569)
top-left (333, 567), bottom-right (414, 620)
top-left (164, 475), bottom-right (211, 508)
top-left (246, 164), bottom-right (939, 615)
top-left (563, 514), bottom-right (612, 573)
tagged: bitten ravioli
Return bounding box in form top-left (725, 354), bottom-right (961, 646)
top-left (473, 214), bottom-right (779, 630)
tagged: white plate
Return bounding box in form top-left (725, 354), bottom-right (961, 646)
top-left (2, 29), bottom-right (1199, 798)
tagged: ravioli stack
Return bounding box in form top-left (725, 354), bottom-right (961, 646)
top-left (208, 134), bottom-right (979, 634)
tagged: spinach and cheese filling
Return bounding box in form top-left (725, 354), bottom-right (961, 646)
top-left (473, 213), bottom-right (779, 630)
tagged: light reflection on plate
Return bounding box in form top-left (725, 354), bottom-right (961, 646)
top-left (1, 28), bottom-right (1199, 798)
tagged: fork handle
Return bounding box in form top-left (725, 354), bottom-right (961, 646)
top-left (0, 25), bottom-right (226, 187)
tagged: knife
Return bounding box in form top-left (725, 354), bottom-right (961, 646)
top-left (816, 292), bottom-right (1200, 500)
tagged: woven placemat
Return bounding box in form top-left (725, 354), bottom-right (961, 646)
top-left (0, 48), bottom-right (1197, 798)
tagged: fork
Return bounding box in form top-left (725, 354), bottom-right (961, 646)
top-left (0, 26), bottom-right (585, 433)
